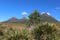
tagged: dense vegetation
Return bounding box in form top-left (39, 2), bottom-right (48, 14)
top-left (0, 10), bottom-right (60, 40)
top-left (0, 22), bottom-right (60, 40)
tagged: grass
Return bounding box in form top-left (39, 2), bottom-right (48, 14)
top-left (0, 23), bottom-right (26, 29)
top-left (0, 22), bottom-right (60, 40)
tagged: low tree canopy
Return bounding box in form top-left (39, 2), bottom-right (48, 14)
top-left (28, 10), bottom-right (40, 26)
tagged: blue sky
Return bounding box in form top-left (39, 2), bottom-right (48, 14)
top-left (0, 0), bottom-right (60, 22)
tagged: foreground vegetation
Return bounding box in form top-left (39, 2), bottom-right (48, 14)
top-left (0, 10), bottom-right (60, 40)
top-left (0, 22), bottom-right (60, 40)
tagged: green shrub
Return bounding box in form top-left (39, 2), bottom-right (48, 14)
top-left (0, 22), bottom-right (59, 40)
top-left (30, 22), bottom-right (58, 40)
top-left (0, 27), bottom-right (30, 40)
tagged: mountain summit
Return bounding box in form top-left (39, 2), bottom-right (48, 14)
top-left (40, 13), bottom-right (58, 22)
top-left (4, 17), bottom-right (18, 23)
top-left (3, 13), bottom-right (58, 23)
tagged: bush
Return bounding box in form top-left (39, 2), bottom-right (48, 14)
top-left (0, 22), bottom-right (59, 40)
top-left (0, 27), bottom-right (30, 40)
top-left (30, 22), bottom-right (58, 40)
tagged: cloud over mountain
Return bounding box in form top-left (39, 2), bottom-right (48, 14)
top-left (41, 12), bottom-right (50, 15)
top-left (22, 11), bottom-right (27, 15)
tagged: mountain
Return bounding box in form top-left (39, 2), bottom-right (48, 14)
top-left (3, 17), bottom-right (27, 23)
top-left (5, 17), bottom-right (18, 22)
top-left (3, 17), bottom-right (18, 23)
top-left (40, 13), bottom-right (58, 23)
top-left (2, 13), bottom-right (59, 23)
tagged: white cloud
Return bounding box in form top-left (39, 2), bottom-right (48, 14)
top-left (41, 12), bottom-right (46, 14)
top-left (47, 12), bottom-right (50, 15)
top-left (41, 12), bottom-right (50, 15)
top-left (22, 12), bottom-right (27, 15)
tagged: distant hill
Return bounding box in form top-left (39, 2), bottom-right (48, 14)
top-left (4, 17), bottom-right (18, 23)
top-left (3, 17), bottom-right (27, 23)
top-left (2, 13), bottom-right (59, 23)
top-left (40, 13), bottom-right (58, 23)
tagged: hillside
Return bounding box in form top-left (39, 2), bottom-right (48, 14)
top-left (2, 13), bottom-right (59, 23)
top-left (2, 17), bottom-right (27, 23)
top-left (40, 13), bottom-right (58, 23)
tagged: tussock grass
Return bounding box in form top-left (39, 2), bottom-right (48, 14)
top-left (0, 22), bottom-right (60, 40)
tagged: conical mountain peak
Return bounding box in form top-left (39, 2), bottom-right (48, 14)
top-left (8, 17), bottom-right (18, 21)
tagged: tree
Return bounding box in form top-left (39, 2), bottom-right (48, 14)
top-left (28, 10), bottom-right (40, 26)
